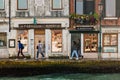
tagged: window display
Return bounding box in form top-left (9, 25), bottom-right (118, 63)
top-left (18, 30), bottom-right (28, 52)
top-left (52, 30), bottom-right (62, 52)
top-left (0, 33), bottom-right (7, 47)
top-left (103, 33), bottom-right (118, 53)
top-left (84, 33), bottom-right (98, 52)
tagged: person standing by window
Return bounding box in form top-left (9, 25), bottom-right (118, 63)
top-left (36, 40), bottom-right (44, 60)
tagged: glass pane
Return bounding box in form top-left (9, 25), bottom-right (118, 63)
top-left (18, 30), bottom-right (28, 52)
top-left (18, 0), bottom-right (27, 9)
top-left (84, 39), bottom-right (91, 52)
top-left (76, 0), bottom-right (83, 15)
top-left (52, 0), bottom-right (62, 9)
top-left (104, 35), bottom-right (110, 45)
top-left (0, 33), bottom-right (7, 47)
top-left (106, 0), bottom-right (116, 17)
top-left (0, 0), bottom-right (4, 9)
top-left (84, 0), bottom-right (94, 14)
top-left (91, 38), bottom-right (97, 52)
top-left (111, 34), bottom-right (117, 45)
top-left (52, 30), bottom-right (62, 52)
top-left (84, 33), bottom-right (98, 52)
top-left (71, 33), bottom-right (81, 57)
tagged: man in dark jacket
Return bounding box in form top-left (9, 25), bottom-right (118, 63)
top-left (17, 41), bottom-right (25, 59)
top-left (70, 41), bottom-right (79, 60)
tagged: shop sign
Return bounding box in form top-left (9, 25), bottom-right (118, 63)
top-left (76, 27), bottom-right (94, 31)
top-left (19, 24), bottom-right (61, 29)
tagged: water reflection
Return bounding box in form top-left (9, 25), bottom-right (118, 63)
top-left (0, 73), bottom-right (120, 80)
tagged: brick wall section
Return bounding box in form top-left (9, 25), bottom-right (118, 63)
top-left (69, 0), bottom-right (75, 28)
top-left (69, 0), bottom-right (74, 14)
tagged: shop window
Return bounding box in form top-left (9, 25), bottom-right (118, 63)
top-left (103, 33), bottom-right (118, 53)
top-left (51, 30), bottom-right (62, 52)
top-left (84, 33), bottom-right (98, 53)
top-left (17, 0), bottom-right (28, 10)
top-left (17, 30), bottom-right (28, 52)
top-left (0, 33), bottom-right (7, 47)
top-left (52, 0), bottom-right (62, 10)
top-left (0, 0), bottom-right (4, 10)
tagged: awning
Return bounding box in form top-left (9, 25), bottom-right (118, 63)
top-left (69, 30), bottom-right (100, 33)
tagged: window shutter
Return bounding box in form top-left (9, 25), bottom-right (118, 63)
top-left (84, 0), bottom-right (94, 14)
top-left (116, 0), bottom-right (120, 17)
top-left (101, 0), bottom-right (105, 18)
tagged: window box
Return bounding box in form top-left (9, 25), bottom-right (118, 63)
top-left (70, 13), bottom-right (99, 25)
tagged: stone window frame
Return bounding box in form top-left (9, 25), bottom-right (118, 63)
top-left (103, 33), bottom-right (118, 53)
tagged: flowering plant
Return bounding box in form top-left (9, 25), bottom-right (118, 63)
top-left (70, 13), bottom-right (99, 25)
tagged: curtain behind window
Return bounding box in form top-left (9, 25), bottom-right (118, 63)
top-left (76, 0), bottom-right (83, 15)
top-left (106, 0), bottom-right (116, 17)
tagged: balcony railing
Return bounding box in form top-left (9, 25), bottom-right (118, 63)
top-left (0, 11), bottom-right (6, 18)
top-left (51, 11), bottom-right (64, 17)
top-left (70, 13), bottom-right (99, 25)
top-left (16, 11), bottom-right (29, 17)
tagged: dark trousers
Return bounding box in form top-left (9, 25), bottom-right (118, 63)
top-left (36, 51), bottom-right (44, 59)
top-left (18, 49), bottom-right (25, 58)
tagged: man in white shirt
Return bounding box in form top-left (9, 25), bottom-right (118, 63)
top-left (36, 40), bottom-right (44, 59)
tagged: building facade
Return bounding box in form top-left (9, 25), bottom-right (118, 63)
top-left (1, 0), bottom-right (120, 59)
top-left (100, 0), bottom-right (120, 59)
top-left (0, 0), bottom-right (70, 59)
top-left (69, 0), bottom-right (100, 59)
top-left (69, 0), bottom-right (120, 59)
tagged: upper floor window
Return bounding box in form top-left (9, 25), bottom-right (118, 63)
top-left (52, 0), bottom-right (62, 10)
top-left (17, 0), bottom-right (28, 10)
top-left (105, 0), bottom-right (116, 17)
top-left (75, 0), bottom-right (94, 15)
top-left (103, 0), bottom-right (120, 17)
top-left (0, 0), bottom-right (4, 10)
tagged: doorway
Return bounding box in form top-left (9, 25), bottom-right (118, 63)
top-left (34, 30), bottom-right (45, 59)
top-left (71, 33), bottom-right (81, 57)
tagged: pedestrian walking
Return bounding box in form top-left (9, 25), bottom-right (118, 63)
top-left (17, 41), bottom-right (26, 59)
top-left (36, 40), bottom-right (44, 60)
top-left (70, 41), bottom-right (79, 60)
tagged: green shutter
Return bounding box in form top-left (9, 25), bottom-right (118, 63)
top-left (101, 0), bottom-right (105, 18)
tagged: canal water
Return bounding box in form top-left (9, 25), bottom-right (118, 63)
top-left (0, 73), bottom-right (120, 80)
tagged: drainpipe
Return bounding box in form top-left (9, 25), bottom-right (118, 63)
top-left (9, 0), bottom-right (11, 32)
